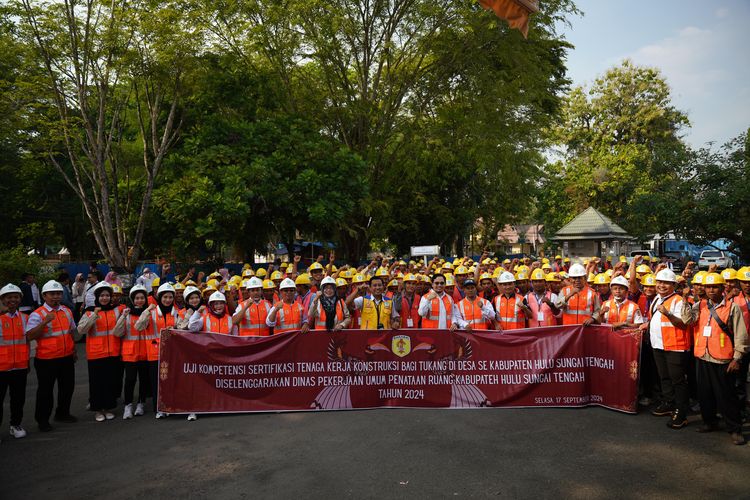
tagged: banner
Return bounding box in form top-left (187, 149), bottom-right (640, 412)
top-left (157, 326), bottom-right (641, 414)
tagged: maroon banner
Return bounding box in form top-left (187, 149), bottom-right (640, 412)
top-left (157, 326), bottom-right (641, 414)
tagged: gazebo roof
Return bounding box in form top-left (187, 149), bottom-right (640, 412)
top-left (552, 207), bottom-right (631, 241)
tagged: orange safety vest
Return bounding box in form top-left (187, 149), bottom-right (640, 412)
top-left (201, 312), bottom-right (233, 335)
top-left (525, 291), bottom-right (558, 327)
top-left (313, 299), bottom-right (347, 330)
top-left (147, 308), bottom-right (178, 361)
top-left (493, 294), bottom-right (526, 330)
top-left (421, 295), bottom-right (454, 329)
top-left (730, 293), bottom-right (750, 334)
top-left (694, 300), bottom-right (734, 361)
top-left (0, 312), bottom-right (29, 371)
top-left (602, 298), bottom-right (639, 325)
top-left (561, 287), bottom-right (596, 325)
top-left (400, 293), bottom-right (422, 329)
top-left (275, 302), bottom-right (303, 334)
top-left (237, 300), bottom-right (271, 337)
top-left (83, 309), bottom-right (122, 360)
top-left (121, 314), bottom-right (150, 363)
top-left (32, 304), bottom-right (75, 360)
top-left (458, 297), bottom-right (491, 330)
top-left (650, 294), bottom-right (690, 351)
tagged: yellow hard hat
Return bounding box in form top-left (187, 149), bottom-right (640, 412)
top-left (173, 283), bottom-right (185, 291)
top-left (262, 279), bottom-right (276, 290)
top-left (404, 273), bottom-right (418, 282)
top-left (442, 262), bottom-right (453, 271)
top-left (185, 280), bottom-right (197, 286)
top-left (207, 279), bottom-right (219, 288)
top-left (455, 266), bottom-right (469, 275)
top-left (541, 263), bottom-right (551, 270)
top-left (619, 255), bottom-right (627, 262)
top-left (330, 265), bottom-right (338, 272)
top-left (530, 269), bottom-right (546, 281)
top-left (308, 262), bottom-right (324, 272)
top-left (271, 271), bottom-right (283, 280)
top-left (255, 268), bottom-right (267, 278)
top-left (203, 285), bottom-right (217, 294)
top-left (336, 278), bottom-right (347, 287)
top-left (737, 267), bottom-right (750, 282)
top-left (375, 268), bottom-right (390, 278)
top-left (152, 277), bottom-right (160, 287)
top-left (242, 269), bottom-right (254, 278)
top-left (641, 274), bottom-right (656, 286)
top-left (593, 273), bottom-right (611, 285)
top-left (563, 257), bottom-right (570, 263)
top-left (691, 271), bottom-right (707, 285)
top-left (482, 258), bottom-right (492, 265)
top-left (636, 264), bottom-right (651, 274)
top-left (545, 273), bottom-right (561, 283)
top-left (242, 263), bottom-right (251, 271)
top-left (279, 262), bottom-right (288, 269)
top-left (352, 274), bottom-right (367, 284)
top-left (606, 256), bottom-right (612, 261)
top-left (387, 279), bottom-right (399, 288)
top-left (468, 266), bottom-right (476, 274)
top-left (604, 269), bottom-right (614, 277)
top-left (515, 271), bottom-right (529, 281)
top-left (587, 272), bottom-right (595, 283)
top-left (112, 284), bottom-right (122, 294)
top-left (554, 255), bottom-right (562, 260)
top-left (721, 268), bottom-right (737, 281)
top-left (479, 272), bottom-right (493, 281)
top-left (295, 274), bottom-right (311, 285)
top-left (445, 275), bottom-right (455, 286)
top-left (703, 272), bottom-right (725, 286)
top-left (502, 259), bottom-right (511, 264)
top-left (492, 267), bottom-right (502, 278)
top-left (421, 274), bottom-right (432, 283)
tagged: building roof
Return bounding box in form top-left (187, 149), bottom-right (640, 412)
top-left (497, 224), bottom-right (545, 244)
top-left (552, 207), bottom-right (631, 241)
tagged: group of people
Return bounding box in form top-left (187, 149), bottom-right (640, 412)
top-left (0, 252), bottom-right (747, 445)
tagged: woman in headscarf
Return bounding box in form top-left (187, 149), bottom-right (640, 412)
top-left (118, 285), bottom-right (151, 419)
top-left (307, 276), bottom-right (350, 331)
top-left (71, 272), bottom-right (86, 321)
top-left (104, 271), bottom-right (123, 288)
top-left (175, 286), bottom-right (202, 330)
top-left (77, 282), bottom-right (124, 422)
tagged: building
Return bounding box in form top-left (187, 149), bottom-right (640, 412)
top-left (496, 224), bottom-right (545, 255)
top-left (551, 207), bottom-right (632, 261)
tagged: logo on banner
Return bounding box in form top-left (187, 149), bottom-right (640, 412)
top-left (391, 335), bottom-right (411, 357)
top-left (160, 361), bottom-right (169, 381)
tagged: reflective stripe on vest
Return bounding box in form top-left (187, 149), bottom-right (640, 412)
top-left (238, 300), bottom-right (271, 336)
top-left (360, 296), bottom-right (393, 330)
top-left (85, 309), bottom-right (121, 360)
top-left (204, 313), bottom-right (232, 335)
top-left (604, 298), bottom-right (638, 324)
top-left (33, 305), bottom-right (75, 360)
top-left (525, 292), bottom-right (557, 327)
top-left (400, 294), bottom-right (421, 329)
top-left (0, 312), bottom-right (29, 370)
top-left (651, 294), bottom-right (690, 351)
top-left (562, 287), bottom-right (595, 325)
top-left (458, 297), bottom-right (489, 329)
top-left (421, 295), bottom-right (452, 329)
top-left (694, 301), bottom-right (734, 361)
top-left (494, 294), bottom-right (525, 329)
top-left (121, 315), bottom-right (150, 362)
top-left (276, 303), bottom-right (303, 333)
top-left (314, 300), bottom-right (346, 330)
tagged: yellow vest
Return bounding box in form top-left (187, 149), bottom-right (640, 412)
top-left (360, 296), bottom-right (392, 329)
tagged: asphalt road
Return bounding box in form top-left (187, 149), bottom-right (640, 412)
top-left (2, 344), bottom-right (748, 499)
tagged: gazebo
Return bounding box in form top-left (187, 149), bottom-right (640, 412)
top-left (551, 207), bottom-right (632, 260)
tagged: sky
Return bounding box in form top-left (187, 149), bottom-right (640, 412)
top-left (557, 0), bottom-right (750, 148)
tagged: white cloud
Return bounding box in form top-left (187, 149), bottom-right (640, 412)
top-left (715, 7), bottom-right (729, 18)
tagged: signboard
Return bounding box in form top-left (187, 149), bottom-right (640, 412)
top-left (410, 245), bottom-right (440, 256)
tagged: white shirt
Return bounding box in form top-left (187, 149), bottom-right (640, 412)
top-left (649, 293), bottom-right (684, 350)
top-left (136, 273), bottom-right (156, 292)
top-left (25, 303), bottom-right (77, 336)
top-left (352, 295), bottom-right (399, 319)
top-left (454, 297), bottom-right (496, 329)
top-left (83, 282), bottom-right (98, 308)
top-left (418, 293), bottom-right (460, 329)
top-left (608, 298), bottom-right (645, 325)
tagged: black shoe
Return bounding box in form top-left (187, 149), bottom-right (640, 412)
top-left (38, 422), bottom-right (53, 432)
top-left (731, 432), bottom-right (746, 445)
top-left (667, 411), bottom-right (688, 429)
top-left (651, 402), bottom-right (674, 416)
top-left (695, 423), bottom-right (718, 433)
top-left (54, 414), bottom-right (78, 423)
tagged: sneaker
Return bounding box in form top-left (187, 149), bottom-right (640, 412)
top-left (187, 413), bottom-right (197, 421)
top-left (54, 414), bottom-right (78, 423)
top-left (651, 403), bottom-right (674, 417)
top-left (155, 411), bottom-right (167, 419)
top-left (95, 412), bottom-right (106, 422)
top-left (730, 432), bottom-right (746, 445)
top-left (38, 422), bottom-right (53, 432)
top-left (667, 411), bottom-right (688, 429)
top-left (123, 404), bottom-right (134, 420)
top-left (104, 412), bottom-right (115, 420)
top-left (10, 426), bottom-right (27, 439)
top-left (134, 403), bottom-right (145, 416)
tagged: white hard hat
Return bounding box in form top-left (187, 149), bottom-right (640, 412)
top-left (156, 283), bottom-right (175, 296)
top-left (93, 281), bottom-right (113, 294)
top-left (246, 277), bottom-right (263, 289)
top-left (41, 280), bottom-right (64, 294)
top-left (568, 264), bottom-right (587, 278)
top-left (208, 291), bottom-right (226, 304)
top-left (279, 278), bottom-right (296, 290)
top-left (321, 276), bottom-right (337, 287)
top-left (183, 285), bottom-right (200, 299)
top-left (498, 272), bottom-right (516, 284)
top-left (610, 276), bottom-right (629, 288)
top-left (655, 269), bottom-right (676, 283)
top-left (129, 285), bottom-right (148, 298)
top-left (0, 283), bottom-right (22, 297)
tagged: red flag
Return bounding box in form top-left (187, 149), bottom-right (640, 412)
top-left (479, 0), bottom-right (539, 38)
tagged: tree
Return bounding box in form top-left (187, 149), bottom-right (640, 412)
top-left (538, 60), bottom-right (690, 239)
top-left (16, 0), bottom-right (196, 268)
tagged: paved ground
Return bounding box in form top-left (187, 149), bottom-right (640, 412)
top-left (2, 344), bottom-right (748, 499)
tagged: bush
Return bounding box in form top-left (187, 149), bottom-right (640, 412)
top-left (0, 246), bottom-right (47, 286)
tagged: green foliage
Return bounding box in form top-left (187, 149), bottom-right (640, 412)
top-left (0, 246), bottom-right (45, 285)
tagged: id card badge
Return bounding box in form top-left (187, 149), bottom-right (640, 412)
top-left (407, 318), bottom-right (414, 327)
top-left (703, 326), bottom-right (712, 337)
top-left (537, 312), bottom-right (545, 322)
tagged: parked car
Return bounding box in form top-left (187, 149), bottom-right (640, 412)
top-left (629, 250), bottom-right (655, 263)
top-left (698, 250), bottom-right (733, 270)
top-left (664, 251), bottom-right (688, 273)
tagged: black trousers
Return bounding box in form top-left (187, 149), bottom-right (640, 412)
top-left (735, 355), bottom-right (749, 405)
top-left (88, 356), bottom-right (120, 411)
top-left (696, 358), bottom-right (743, 433)
top-left (0, 369), bottom-right (28, 426)
top-left (34, 356), bottom-right (75, 425)
top-left (124, 361), bottom-right (150, 405)
top-left (652, 348), bottom-right (690, 415)
top-left (148, 360), bottom-right (159, 412)
top-left (639, 340), bottom-right (660, 399)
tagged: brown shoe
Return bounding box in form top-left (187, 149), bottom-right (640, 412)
top-left (730, 432), bottom-right (746, 445)
top-left (666, 410), bottom-right (688, 430)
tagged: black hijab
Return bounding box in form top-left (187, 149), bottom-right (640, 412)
top-left (87, 287), bottom-right (115, 312)
top-left (158, 292), bottom-right (174, 317)
top-left (320, 284), bottom-right (338, 331)
top-left (129, 291), bottom-right (148, 317)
